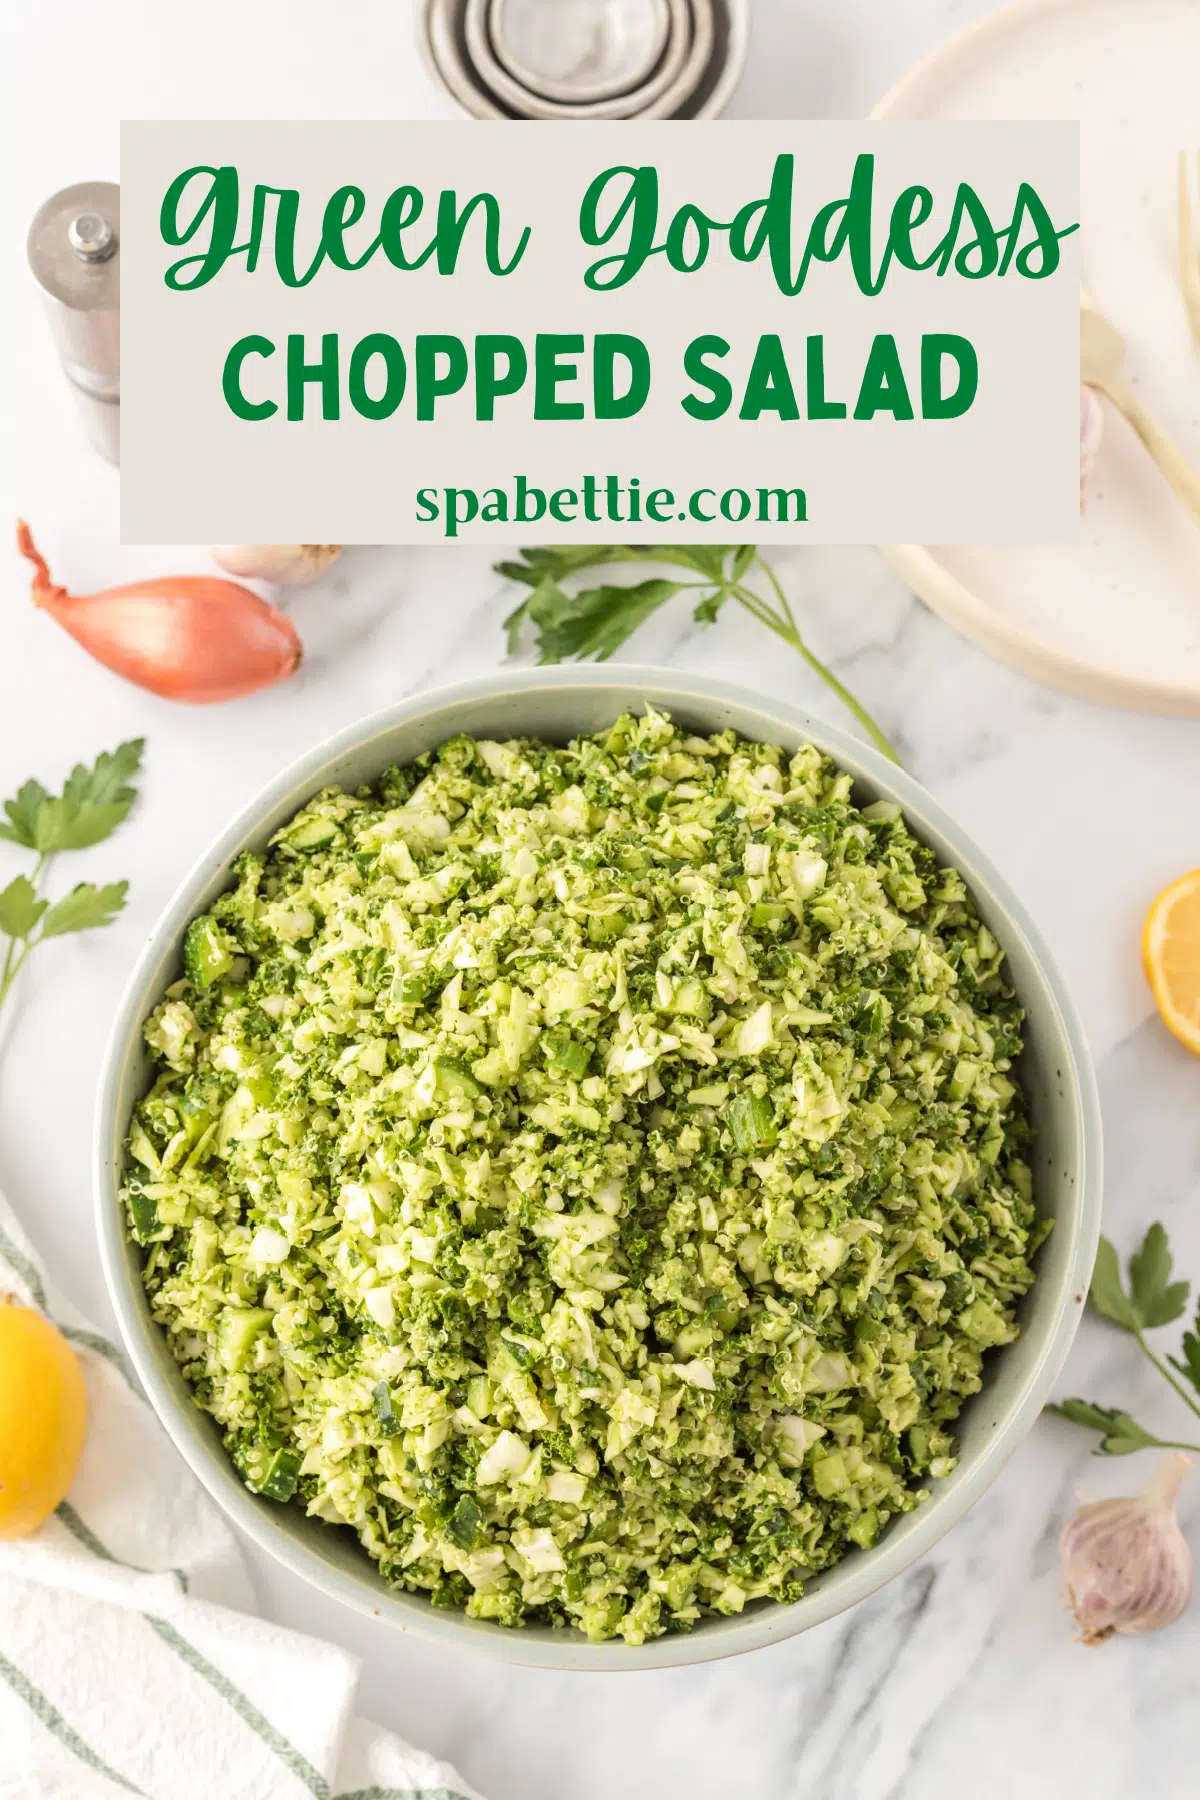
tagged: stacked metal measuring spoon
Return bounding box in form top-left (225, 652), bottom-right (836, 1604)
top-left (420, 0), bottom-right (748, 119)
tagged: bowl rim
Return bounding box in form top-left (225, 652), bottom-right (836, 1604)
top-left (94, 664), bottom-right (1102, 1670)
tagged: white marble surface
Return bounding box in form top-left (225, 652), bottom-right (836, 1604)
top-left (2, 2), bottom-right (1199, 1796)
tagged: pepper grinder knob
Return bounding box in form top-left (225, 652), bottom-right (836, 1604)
top-left (68, 213), bottom-right (117, 264)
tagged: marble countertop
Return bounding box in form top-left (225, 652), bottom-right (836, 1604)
top-left (2, 2), bottom-right (1199, 1796)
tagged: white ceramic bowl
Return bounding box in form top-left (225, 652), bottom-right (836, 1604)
top-left (96, 667), bottom-right (1102, 1670)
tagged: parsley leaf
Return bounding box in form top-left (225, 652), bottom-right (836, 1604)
top-left (53, 739), bottom-right (145, 850)
top-left (39, 881), bottom-right (129, 939)
top-left (1089, 1226), bottom-right (1190, 1334)
top-left (1087, 1236), bottom-right (1140, 1331)
top-left (0, 780), bottom-right (52, 850)
top-left (1049, 1222), bottom-right (1200, 1455)
top-left (692, 588), bottom-right (733, 625)
top-left (1075, 1227), bottom-right (1200, 1448)
top-left (505, 576), bottom-right (681, 663)
top-left (1046, 1399), bottom-right (1172, 1456)
top-left (1168, 1302), bottom-right (1200, 1397)
top-left (0, 739), bottom-right (143, 855)
top-left (496, 543), bottom-right (900, 763)
top-left (1129, 1222), bottom-right (1190, 1328)
top-left (679, 543), bottom-right (747, 582)
top-left (0, 875), bottom-right (48, 940)
top-left (0, 742), bottom-right (141, 1036)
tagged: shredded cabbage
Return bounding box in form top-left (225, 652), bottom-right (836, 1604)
top-left (123, 710), bottom-right (1042, 1643)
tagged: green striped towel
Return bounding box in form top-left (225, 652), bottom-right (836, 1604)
top-left (0, 1194), bottom-right (480, 1800)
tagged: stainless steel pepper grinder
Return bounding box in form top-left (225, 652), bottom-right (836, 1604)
top-left (27, 181), bottom-right (121, 464)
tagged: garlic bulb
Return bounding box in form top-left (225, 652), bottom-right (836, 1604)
top-left (1060, 1452), bottom-right (1192, 1644)
top-left (211, 545), bottom-right (343, 585)
top-left (1080, 384), bottom-right (1104, 513)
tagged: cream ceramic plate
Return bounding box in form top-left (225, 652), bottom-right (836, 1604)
top-left (873, 0), bottom-right (1200, 714)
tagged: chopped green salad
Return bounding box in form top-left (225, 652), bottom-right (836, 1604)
top-left (123, 710), bottom-right (1042, 1643)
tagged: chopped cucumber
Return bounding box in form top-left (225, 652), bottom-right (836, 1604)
top-left (726, 1092), bottom-right (776, 1151)
top-left (216, 1306), bottom-right (272, 1371)
top-left (258, 1447), bottom-right (301, 1501)
top-left (285, 817), bottom-right (338, 850)
top-left (434, 1056), bottom-right (481, 1097)
top-left (128, 1189), bottom-right (160, 1244)
top-left (545, 1034), bottom-right (591, 1078)
top-left (183, 915), bottom-right (235, 989)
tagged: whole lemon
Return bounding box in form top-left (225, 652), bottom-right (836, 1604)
top-left (0, 1296), bottom-right (88, 1539)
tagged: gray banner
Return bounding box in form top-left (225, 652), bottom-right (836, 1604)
top-left (120, 119), bottom-right (1079, 545)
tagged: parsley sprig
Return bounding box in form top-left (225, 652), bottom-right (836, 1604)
top-left (496, 544), bottom-right (900, 764)
top-left (0, 739), bottom-right (142, 1024)
top-left (1049, 1223), bottom-right (1200, 1454)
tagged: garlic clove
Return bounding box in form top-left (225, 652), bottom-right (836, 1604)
top-left (211, 545), bottom-right (344, 585)
top-left (1080, 383), bottom-right (1105, 514)
top-left (1060, 1451), bottom-right (1192, 1645)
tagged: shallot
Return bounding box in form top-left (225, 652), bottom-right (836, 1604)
top-left (18, 522), bottom-right (302, 704)
top-left (211, 544), bottom-right (343, 584)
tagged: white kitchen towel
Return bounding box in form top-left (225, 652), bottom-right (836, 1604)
top-left (0, 1194), bottom-right (482, 1800)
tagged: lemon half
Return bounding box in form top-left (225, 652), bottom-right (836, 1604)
top-left (0, 1297), bottom-right (88, 1539)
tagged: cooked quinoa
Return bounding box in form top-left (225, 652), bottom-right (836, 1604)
top-left (123, 710), bottom-right (1042, 1643)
